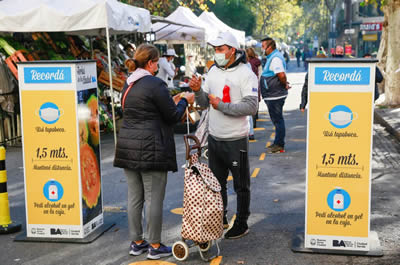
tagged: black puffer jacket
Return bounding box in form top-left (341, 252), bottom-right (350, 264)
top-left (113, 75), bottom-right (188, 172)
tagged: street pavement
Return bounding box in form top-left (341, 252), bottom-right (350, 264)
top-left (1, 59), bottom-right (400, 265)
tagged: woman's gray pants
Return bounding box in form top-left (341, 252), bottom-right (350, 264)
top-left (124, 169), bottom-right (167, 244)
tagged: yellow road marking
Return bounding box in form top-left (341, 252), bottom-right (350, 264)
top-left (210, 256), bottom-right (223, 265)
top-left (251, 168), bottom-right (260, 178)
top-left (259, 153), bottom-right (266, 161)
top-left (249, 139), bottom-right (257, 143)
top-left (266, 141), bottom-right (271, 148)
top-left (254, 128), bottom-right (265, 131)
top-left (103, 206), bottom-right (127, 213)
top-left (270, 132), bottom-right (275, 140)
top-left (256, 119), bottom-right (269, 122)
top-left (227, 175), bottom-right (233, 181)
top-left (129, 261), bottom-right (176, 265)
top-left (290, 138), bottom-right (306, 142)
top-left (170, 208), bottom-right (183, 215)
top-left (259, 111), bottom-right (267, 114)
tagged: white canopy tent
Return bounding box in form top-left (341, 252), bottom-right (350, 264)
top-left (152, 6), bottom-right (216, 44)
top-left (199, 11), bottom-right (245, 47)
top-left (0, 0), bottom-right (151, 144)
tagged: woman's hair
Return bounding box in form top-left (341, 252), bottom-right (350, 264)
top-left (130, 44), bottom-right (159, 71)
top-left (246, 47), bottom-right (257, 59)
top-left (124, 58), bottom-right (135, 72)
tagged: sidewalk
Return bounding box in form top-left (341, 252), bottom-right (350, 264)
top-left (374, 106), bottom-right (400, 142)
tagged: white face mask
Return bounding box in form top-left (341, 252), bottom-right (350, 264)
top-left (330, 111), bottom-right (352, 125)
top-left (214, 50), bottom-right (233, 67)
top-left (40, 107), bottom-right (59, 122)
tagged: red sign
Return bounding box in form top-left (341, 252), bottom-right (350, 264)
top-left (360, 22), bottom-right (383, 31)
top-left (345, 45), bottom-right (352, 55)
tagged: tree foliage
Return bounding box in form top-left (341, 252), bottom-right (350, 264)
top-left (124, 0), bottom-right (214, 16)
top-left (207, 0), bottom-right (256, 35)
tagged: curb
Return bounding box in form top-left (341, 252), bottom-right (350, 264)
top-left (374, 110), bottom-right (400, 142)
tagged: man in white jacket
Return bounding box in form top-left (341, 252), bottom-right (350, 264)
top-left (156, 48), bottom-right (177, 87)
top-left (189, 31), bottom-right (258, 239)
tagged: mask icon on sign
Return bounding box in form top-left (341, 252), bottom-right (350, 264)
top-left (37, 102), bottom-right (63, 124)
top-left (326, 105), bottom-right (357, 129)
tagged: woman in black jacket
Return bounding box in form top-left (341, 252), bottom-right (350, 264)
top-left (114, 44), bottom-right (194, 259)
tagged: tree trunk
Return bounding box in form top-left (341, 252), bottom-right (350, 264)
top-left (377, 5), bottom-right (388, 93)
top-left (383, 0), bottom-right (400, 105)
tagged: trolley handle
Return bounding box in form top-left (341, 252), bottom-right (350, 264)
top-left (184, 135), bottom-right (201, 161)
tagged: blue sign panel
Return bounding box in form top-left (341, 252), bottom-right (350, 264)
top-left (315, 67), bottom-right (370, 85)
top-left (24, 67), bottom-right (72, 83)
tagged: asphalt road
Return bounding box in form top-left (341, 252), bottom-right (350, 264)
top-left (1, 60), bottom-right (400, 265)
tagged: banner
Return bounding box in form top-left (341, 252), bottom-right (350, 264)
top-left (305, 62), bottom-right (375, 251)
top-left (19, 61), bottom-right (102, 239)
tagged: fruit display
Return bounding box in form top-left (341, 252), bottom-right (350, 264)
top-left (80, 143), bottom-right (101, 209)
top-left (87, 95), bottom-right (100, 146)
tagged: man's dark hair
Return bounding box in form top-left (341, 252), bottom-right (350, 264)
top-left (363, 53), bottom-right (372, 57)
top-left (261, 37), bottom-right (276, 50)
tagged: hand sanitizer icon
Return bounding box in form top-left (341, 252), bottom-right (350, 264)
top-left (333, 189), bottom-right (344, 209)
top-left (49, 183), bottom-right (58, 200)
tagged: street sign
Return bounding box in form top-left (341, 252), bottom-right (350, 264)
top-left (344, 28), bottom-right (355, 34)
top-left (18, 61), bottom-right (104, 240)
top-left (305, 59), bottom-right (376, 252)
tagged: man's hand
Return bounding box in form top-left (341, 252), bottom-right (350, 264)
top-left (286, 82), bottom-right (291, 90)
top-left (189, 75), bottom-right (202, 92)
top-left (208, 94), bottom-right (221, 109)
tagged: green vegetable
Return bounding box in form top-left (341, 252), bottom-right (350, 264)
top-left (0, 37), bottom-right (16, 56)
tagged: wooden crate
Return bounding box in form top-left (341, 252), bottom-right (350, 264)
top-left (5, 50), bottom-right (28, 79)
top-left (98, 70), bottom-right (125, 92)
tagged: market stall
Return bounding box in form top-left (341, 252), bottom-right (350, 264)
top-left (198, 11), bottom-right (245, 47)
top-left (152, 6), bottom-right (213, 44)
top-left (0, 0), bottom-right (151, 144)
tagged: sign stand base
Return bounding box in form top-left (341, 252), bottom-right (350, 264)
top-left (291, 227), bottom-right (383, 257)
top-left (14, 221), bottom-right (115, 244)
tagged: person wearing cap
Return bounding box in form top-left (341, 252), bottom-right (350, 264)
top-left (185, 53), bottom-right (197, 77)
top-left (189, 31), bottom-right (258, 239)
top-left (156, 48), bottom-right (178, 87)
top-left (260, 37), bottom-right (291, 153)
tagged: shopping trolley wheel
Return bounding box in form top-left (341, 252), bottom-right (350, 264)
top-left (198, 241), bottom-right (211, 252)
top-left (172, 241), bottom-right (189, 261)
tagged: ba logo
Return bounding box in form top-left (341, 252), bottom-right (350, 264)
top-left (50, 228), bottom-right (62, 235)
top-left (333, 240), bottom-right (346, 247)
top-left (310, 239), bottom-right (316, 246)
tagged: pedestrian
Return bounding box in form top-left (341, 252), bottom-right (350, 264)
top-left (295, 48), bottom-right (302, 68)
top-left (300, 53), bottom-right (327, 112)
top-left (246, 47), bottom-right (262, 139)
top-left (363, 53), bottom-right (383, 101)
top-left (303, 48), bottom-right (312, 71)
top-left (185, 53), bottom-right (197, 77)
top-left (333, 45), bottom-right (344, 58)
top-left (156, 48), bottom-right (178, 87)
top-left (114, 44), bottom-right (194, 260)
top-left (189, 31), bottom-right (258, 239)
top-left (260, 37), bottom-right (291, 153)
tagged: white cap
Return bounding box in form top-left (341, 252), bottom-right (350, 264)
top-left (165, 48), bottom-right (178, 57)
top-left (208, 31), bottom-right (239, 49)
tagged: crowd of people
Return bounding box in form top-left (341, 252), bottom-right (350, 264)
top-left (114, 32), bottom-right (381, 260)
